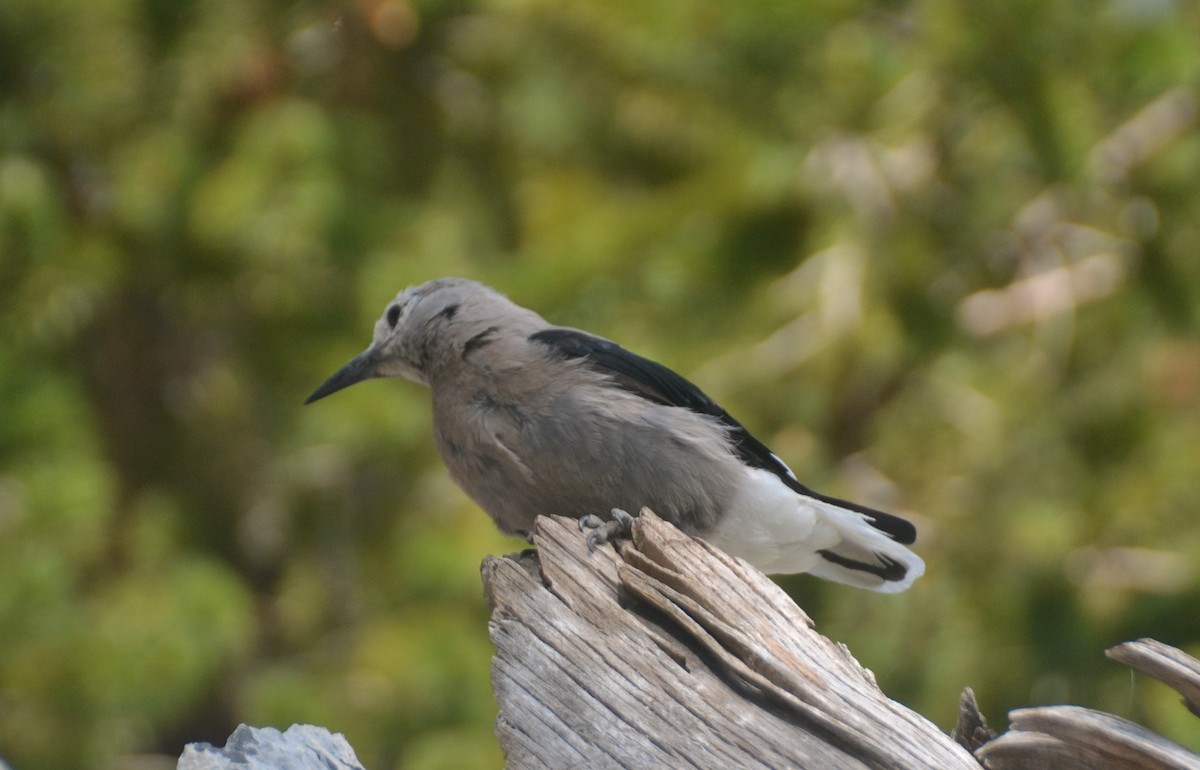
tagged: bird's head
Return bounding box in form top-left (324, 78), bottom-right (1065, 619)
top-left (305, 277), bottom-right (512, 404)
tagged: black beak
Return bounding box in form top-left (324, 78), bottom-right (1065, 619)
top-left (304, 349), bottom-right (380, 404)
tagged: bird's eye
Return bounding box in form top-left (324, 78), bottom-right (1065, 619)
top-left (386, 304), bottom-right (402, 328)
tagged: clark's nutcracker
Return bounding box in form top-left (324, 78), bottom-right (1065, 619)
top-left (306, 278), bottom-right (924, 592)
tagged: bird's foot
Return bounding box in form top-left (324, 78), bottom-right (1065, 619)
top-left (579, 508), bottom-right (636, 551)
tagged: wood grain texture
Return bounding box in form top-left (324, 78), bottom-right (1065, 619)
top-left (977, 641), bottom-right (1200, 770)
top-left (1108, 639), bottom-right (1200, 719)
top-left (976, 706), bottom-right (1200, 770)
top-left (481, 509), bottom-right (1200, 770)
top-left (483, 509), bottom-right (979, 769)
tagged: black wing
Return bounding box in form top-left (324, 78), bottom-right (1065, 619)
top-left (529, 327), bottom-right (917, 545)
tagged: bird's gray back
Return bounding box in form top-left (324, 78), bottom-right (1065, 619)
top-left (430, 344), bottom-right (743, 537)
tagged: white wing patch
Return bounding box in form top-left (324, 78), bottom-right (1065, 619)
top-left (702, 468), bottom-right (836, 574)
top-left (701, 467), bottom-right (925, 591)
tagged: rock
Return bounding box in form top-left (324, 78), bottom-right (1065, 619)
top-left (177, 724), bottom-right (365, 770)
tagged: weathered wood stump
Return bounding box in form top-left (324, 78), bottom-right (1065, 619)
top-left (482, 509), bottom-right (980, 769)
top-left (174, 511), bottom-right (1200, 769)
top-left (481, 509), bottom-right (1200, 770)
top-left (977, 640), bottom-right (1200, 770)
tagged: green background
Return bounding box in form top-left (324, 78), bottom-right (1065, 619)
top-left (3, 0), bottom-right (1200, 767)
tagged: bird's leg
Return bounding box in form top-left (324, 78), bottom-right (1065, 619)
top-left (506, 529), bottom-right (538, 559)
top-left (579, 508), bottom-right (636, 550)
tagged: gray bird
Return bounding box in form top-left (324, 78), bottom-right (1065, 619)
top-left (306, 278), bottom-right (924, 592)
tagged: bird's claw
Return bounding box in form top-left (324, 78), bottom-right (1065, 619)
top-left (580, 508), bottom-right (636, 551)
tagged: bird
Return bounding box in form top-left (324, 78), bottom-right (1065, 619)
top-left (305, 278), bottom-right (924, 592)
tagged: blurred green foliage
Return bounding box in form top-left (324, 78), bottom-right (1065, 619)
top-left (3, 0), bottom-right (1200, 767)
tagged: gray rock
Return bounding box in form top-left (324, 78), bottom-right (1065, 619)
top-left (177, 724), bottom-right (366, 770)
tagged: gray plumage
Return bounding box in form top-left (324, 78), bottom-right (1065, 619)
top-left (306, 278), bottom-right (925, 592)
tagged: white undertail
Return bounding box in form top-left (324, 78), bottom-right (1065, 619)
top-left (702, 468), bottom-right (925, 592)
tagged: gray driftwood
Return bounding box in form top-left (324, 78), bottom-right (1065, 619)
top-left (482, 509), bottom-right (980, 769)
top-left (975, 706), bottom-right (1200, 770)
top-left (975, 640), bottom-right (1200, 770)
top-left (1108, 639), bottom-right (1200, 719)
top-left (482, 509), bottom-right (1200, 770)
top-left (175, 512), bottom-right (1200, 770)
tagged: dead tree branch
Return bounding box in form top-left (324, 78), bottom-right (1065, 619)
top-left (482, 510), bottom-right (1200, 770)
